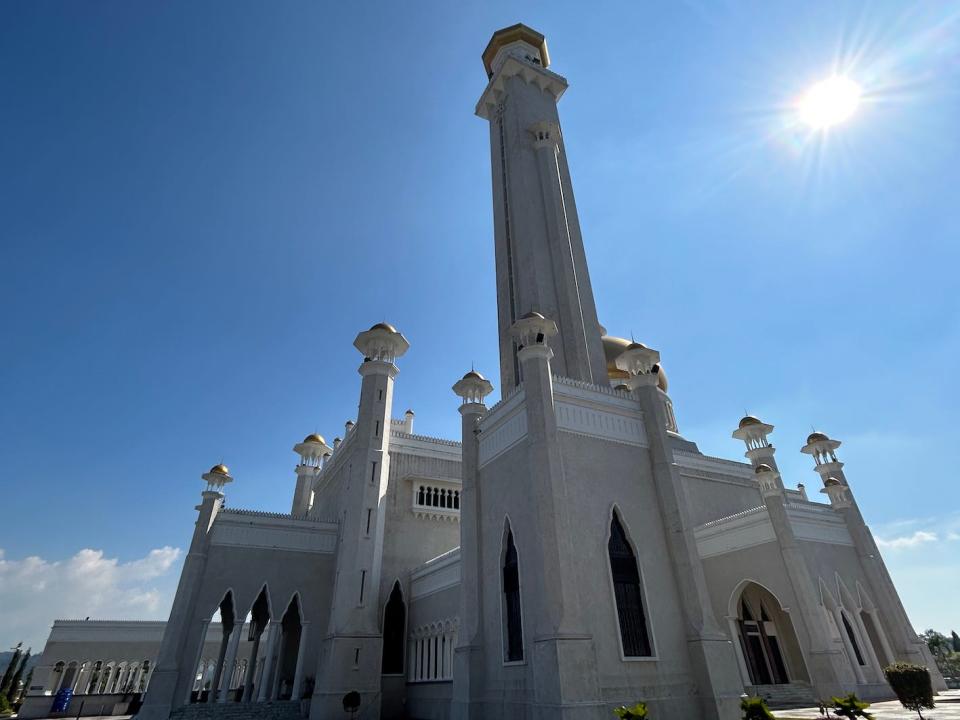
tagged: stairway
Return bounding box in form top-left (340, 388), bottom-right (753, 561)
top-left (168, 700), bottom-right (303, 720)
top-left (746, 683), bottom-right (818, 709)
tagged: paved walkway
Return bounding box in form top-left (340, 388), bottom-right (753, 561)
top-left (774, 689), bottom-right (960, 719)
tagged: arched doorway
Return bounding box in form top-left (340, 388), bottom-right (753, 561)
top-left (381, 582), bottom-right (406, 675)
top-left (731, 582), bottom-right (808, 687)
top-left (273, 595), bottom-right (303, 700)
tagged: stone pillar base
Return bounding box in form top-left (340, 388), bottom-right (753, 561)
top-left (133, 669), bottom-right (179, 720)
top-left (685, 635), bottom-right (747, 720)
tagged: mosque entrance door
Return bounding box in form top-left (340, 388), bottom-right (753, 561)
top-left (733, 582), bottom-right (808, 687)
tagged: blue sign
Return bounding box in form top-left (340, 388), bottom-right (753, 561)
top-left (51, 688), bottom-right (73, 713)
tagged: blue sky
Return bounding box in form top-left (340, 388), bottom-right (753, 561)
top-left (1, 1), bottom-right (958, 650)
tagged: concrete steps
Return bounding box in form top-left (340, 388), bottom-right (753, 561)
top-left (747, 683), bottom-right (818, 709)
top-left (168, 700), bottom-right (302, 720)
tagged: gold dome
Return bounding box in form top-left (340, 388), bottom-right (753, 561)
top-left (602, 335), bottom-right (631, 380)
top-left (370, 322), bottom-right (397, 333)
top-left (739, 415), bottom-right (762, 429)
top-left (601, 334), bottom-right (668, 391)
top-left (482, 24), bottom-right (550, 78)
top-left (807, 431), bottom-right (829, 445)
top-left (209, 464), bottom-right (229, 476)
top-left (521, 311), bottom-right (546, 320)
top-left (824, 477), bottom-right (842, 487)
top-left (754, 463), bottom-right (773, 474)
top-left (462, 370), bottom-right (485, 381)
top-left (303, 433), bottom-right (326, 445)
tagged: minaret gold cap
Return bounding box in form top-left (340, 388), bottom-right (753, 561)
top-left (482, 23), bottom-right (550, 78)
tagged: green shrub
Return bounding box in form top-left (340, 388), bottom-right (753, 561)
top-left (613, 702), bottom-right (648, 719)
top-left (740, 695), bottom-right (774, 720)
top-left (885, 662), bottom-right (935, 719)
top-left (0, 694), bottom-right (11, 717)
top-left (831, 693), bottom-right (873, 719)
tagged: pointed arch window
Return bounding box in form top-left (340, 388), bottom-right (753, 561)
top-left (502, 528), bottom-right (524, 662)
top-left (841, 612), bottom-right (866, 666)
top-left (382, 581), bottom-right (406, 674)
top-left (608, 512), bottom-right (652, 657)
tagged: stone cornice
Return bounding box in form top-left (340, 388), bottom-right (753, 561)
top-left (475, 56), bottom-right (568, 120)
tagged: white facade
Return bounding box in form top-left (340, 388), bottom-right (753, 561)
top-left (23, 23), bottom-right (944, 720)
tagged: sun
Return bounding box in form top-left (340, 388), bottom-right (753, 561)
top-left (798, 76), bottom-right (862, 129)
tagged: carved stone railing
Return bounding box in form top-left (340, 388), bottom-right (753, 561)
top-left (698, 505), bottom-right (766, 529)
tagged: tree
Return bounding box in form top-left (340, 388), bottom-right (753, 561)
top-left (920, 629), bottom-right (950, 661)
top-left (5, 650), bottom-right (30, 704)
top-left (15, 668), bottom-right (34, 706)
top-left (885, 662), bottom-right (935, 719)
top-left (0, 645), bottom-right (22, 697)
top-left (952, 631), bottom-right (960, 653)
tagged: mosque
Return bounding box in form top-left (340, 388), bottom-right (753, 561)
top-left (20, 23), bottom-right (943, 720)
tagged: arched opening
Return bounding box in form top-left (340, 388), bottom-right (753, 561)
top-left (51, 662), bottom-right (66, 693)
top-left (84, 661), bottom-right (103, 694)
top-left (59, 662), bottom-right (79, 694)
top-left (607, 511), bottom-right (652, 657)
top-left (242, 587), bottom-right (271, 703)
top-left (382, 581), bottom-right (406, 675)
top-left (841, 612), bottom-right (866, 667)
top-left (502, 524), bottom-right (524, 662)
top-left (272, 595), bottom-right (304, 700)
top-left (98, 662), bottom-right (115, 694)
top-left (732, 582), bottom-right (808, 687)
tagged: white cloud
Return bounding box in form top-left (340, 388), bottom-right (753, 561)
top-left (0, 547), bottom-right (182, 649)
top-left (948, 532), bottom-right (960, 541)
top-left (876, 530), bottom-right (938, 550)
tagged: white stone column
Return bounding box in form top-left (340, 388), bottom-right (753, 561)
top-left (241, 628), bottom-right (263, 702)
top-left (290, 621), bottom-right (309, 700)
top-left (257, 621), bottom-right (280, 702)
top-left (218, 625), bottom-right (243, 703)
top-left (726, 616), bottom-right (751, 686)
top-left (185, 619), bottom-right (210, 703)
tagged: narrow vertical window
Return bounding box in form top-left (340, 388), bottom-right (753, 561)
top-left (381, 582), bottom-right (405, 674)
top-left (370, 461), bottom-right (378, 484)
top-left (374, 420), bottom-right (380, 436)
top-left (359, 570), bottom-right (366, 605)
top-left (842, 613), bottom-right (866, 666)
top-left (503, 527), bottom-right (524, 661)
top-left (365, 508), bottom-right (372, 535)
top-left (378, 389), bottom-right (383, 401)
top-left (608, 512), bottom-right (652, 657)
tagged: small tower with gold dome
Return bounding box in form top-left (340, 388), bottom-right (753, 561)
top-left (291, 433), bottom-right (332, 516)
top-left (312, 321), bottom-right (409, 717)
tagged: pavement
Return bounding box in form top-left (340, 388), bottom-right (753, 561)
top-left (773, 689), bottom-right (960, 719)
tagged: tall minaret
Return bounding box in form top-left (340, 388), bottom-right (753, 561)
top-left (476, 24), bottom-right (607, 392)
top-left (802, 431), bottom-right (946, 688)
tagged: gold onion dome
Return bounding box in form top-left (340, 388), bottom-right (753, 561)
top-left (209, 464), bottom-right (229, 476)
top-left (463, 370), bottom-right (485, 381)
top-left (807, 431), bottom-right (829, 444)
top-left (601, 334), bottom-right (668, 391)
top-left (303, 433), bottom-right (326, 445)
top-left (739, 415), bottom-right (762, 429)
top-left (370, 322), bottom-right (397, 333)
top-left (755, 463), bottom-right (774, 474)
